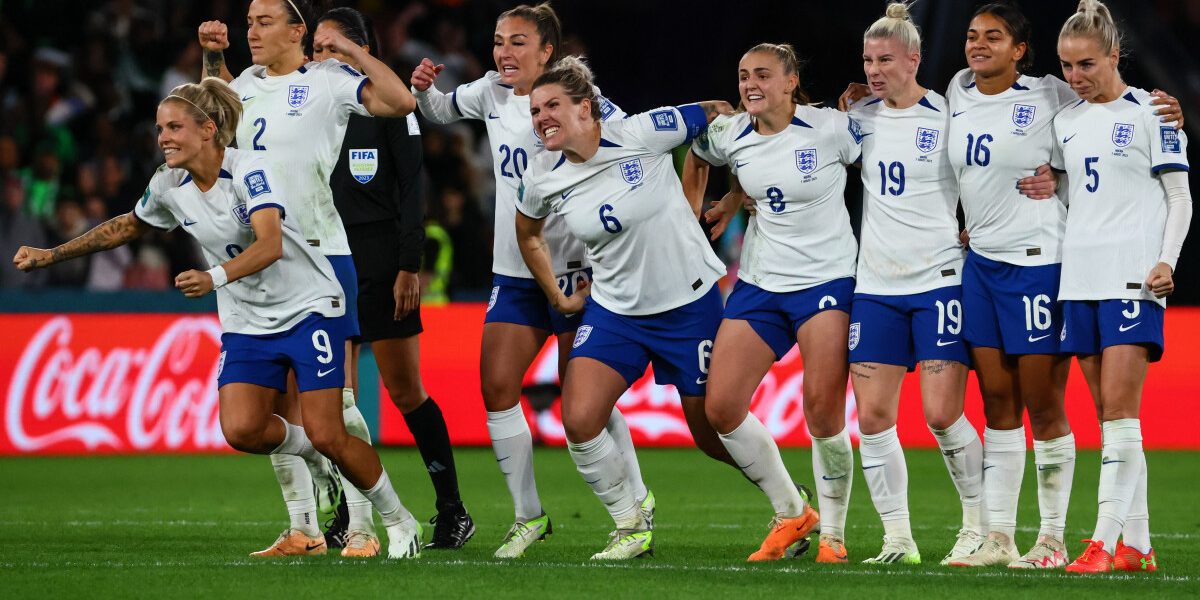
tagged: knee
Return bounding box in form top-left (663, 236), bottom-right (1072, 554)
top-left (924, 409), bottom-right (960, 432)
top-left (803, 391), bottom-right (846, 438)
top-left (305, 424), bottom-right (346, 458)
top-left (221, 419), bottom-right (270, 454)
top-left (388, 388), bottom-right (426, 413)
top-left (704, 399), bottom-right (745, 435)
top-left (480, 371), bottom-right (521, 409)
top-left (562, 413), bottom-right (605, 445)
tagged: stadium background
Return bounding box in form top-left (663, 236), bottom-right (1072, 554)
top-left (1, 0), bottom-right (1198, 456)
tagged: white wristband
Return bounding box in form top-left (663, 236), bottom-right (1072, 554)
top-left (206, 265), bottom-right (229, 289)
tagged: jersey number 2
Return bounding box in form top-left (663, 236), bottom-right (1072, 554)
top-left (252, 118), bottom-right (267, 151)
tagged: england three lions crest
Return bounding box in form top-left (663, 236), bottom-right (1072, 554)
top-left (848, 322), bottom-right (861, 351)
top-left (1012, 104), bottom-right (1036, 128)
top-left (1112, 123), bottom-right (1135, 148)
top-left (915, 127), bottom-right (940, 153)
top-left (619, 158), bottom-right (643, 185)
top-left (288, 85), bottom-right (310, 108)
top-left (795, 148), bottom-right (817, 174)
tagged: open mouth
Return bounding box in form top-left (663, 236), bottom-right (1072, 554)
top-left (542, 125), bottom-right (560, 139)
top-left (501, 65), bottom-right (518, 75)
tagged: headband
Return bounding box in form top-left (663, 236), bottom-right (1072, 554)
top-left (166, 94), bottom-right (217, 126)
top-left (284, 0), bottom-right (307, 31)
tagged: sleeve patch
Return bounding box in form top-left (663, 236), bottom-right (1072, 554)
top-left (139, 186), bottom-right (152, 206)
top-left (244, 170), bottom-right (271, 198)
top-left (650, 109), bottom-right (678, 131)
top-left (339, 64), bottom-right (363, 78)
top-left (1161, 126), bottom-right (1182, 153)
top-left (847, 116), bottom-right (866, 144)
top-left (517, 181), bottom-right (525, 202)
top-left (598, 96), bottom-right (616, 120)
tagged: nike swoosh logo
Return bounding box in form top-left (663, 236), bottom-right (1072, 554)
top-left (734, 160), bottom-right (749, 169)
top-left (317, 367), bottom-right (336, 377)
top-left (936, 339), bottom-right (958, 347)
top-left (305, 542), bottom-right (323, 551)
top-left (861, 464), bottom-right (884, 470)
top-left (1101, 458), bottom-right (1125, 465)
top-left (983, 465), bottom-right (996, 471)
top-left (488, 113), bottom-right (500, 119)
top-left (495, 455), bottom-right (510, 463)
top-left (1062, 134), bottom-right (1076, 143)
top-left (183, 219), bottom-right (197, 227)
top-left (1119, 322), bottom-right (1141, 332)
top-left (821, 474), bottom-right (847, 481)
top-left (695, 377), bottom-right (708, 385)
top-left (1037, 465), bottom-right (1059, 471)
top-left (952, 110), bottom-right (967, 117)
top-left (1028, 333), bottom-right (1051, 342)
top-left (561, 188), bottom-right (575, 200)
top-left (241, 96), bottom-right (255, 102)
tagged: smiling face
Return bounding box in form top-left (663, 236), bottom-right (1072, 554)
top-left (494, 16), bottom-right (552, 92)
top-left (1058, 35), bottom-right (1119, 101)
top-left (965, 12), bottom-right (1025, 79)
top-left (530, 83), bottom-right (593, 153)
top-left (863, 36), bottom-right (920, 100)
top-left (156, 101), bottom-right (215, 170)
top-left (738, 51), bottom-right (797, 117)
top-left (246, 0), bottom-right (304, 67)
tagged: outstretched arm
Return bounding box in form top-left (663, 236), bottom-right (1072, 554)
top-left (13, 212), bottom-right (149, 271)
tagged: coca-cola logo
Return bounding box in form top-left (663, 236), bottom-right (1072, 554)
top-left (4, 316), bottom-right (228, 453)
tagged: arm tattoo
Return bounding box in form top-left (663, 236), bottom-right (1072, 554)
top-left (203, 50), bottom-right (226, 78)
top-left (45, 213), bottom-right (144, 266)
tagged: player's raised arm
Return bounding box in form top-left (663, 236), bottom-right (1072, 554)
top-left (13, 212), bottom-right (149, 272)
top-left (198, 20), bottom-right (234, 82)
top-left (314, 27), bottom-right (415, 117)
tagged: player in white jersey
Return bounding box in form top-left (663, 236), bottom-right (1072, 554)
top-left (516, 57), bottom-right (733, 560)
top-left (834, 3), bottom-right (978, 566)
top-left (686, 43), bottom-right (849, 562)
top-left (13, 79), bottom-right (422, 559)
top-left (1053, 0), bottom-right (1191, 574)
top-left (409, 3), bottom-right (651, 559)
top-left (196, 0), bottom-right (430, 556)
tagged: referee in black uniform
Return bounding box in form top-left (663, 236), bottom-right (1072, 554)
top-left (317, 7), bottom-right (473, 551)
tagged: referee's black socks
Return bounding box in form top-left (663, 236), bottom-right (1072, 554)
top-left (403, 397), bottom-right (464, 514)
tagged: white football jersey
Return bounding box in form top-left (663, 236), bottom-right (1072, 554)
top-left (517, 106), bottom-right (725, 315)
top-left (230, 60), bottom-right (370, 256)
top-left (947, 69), bottom-right (1077, 265)
top-left (420, 71), bottom-right (624, 278)
top-left (133, 148), bottom-right (345, 335)
top-left (1053, 86), bottom-right (1190, 306)
top-left (851, 92), bottom-right (964, 295)
top-left (690, 105), bottom-right (861, 293)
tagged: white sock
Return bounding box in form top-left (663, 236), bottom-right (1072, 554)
top-left (811, 427), bottom-right (853, 539)
top-left (338, 389), bottom-right (376, 533)
top-left (1095, 419), bottom-right (1143, 554)
top-left (1122, 452), bottom-right (1151, 554)
top-left (860, 426), bottom-right (913, 541)
top-left (1033, 432), bottom-right (1075, 541)
top-left (929, 414), bottom-right (984, 534)
top-left (984, 426), bottom-right (1026, 540)
top-left (567, 430), bottom-right (640, 530)
top-left (718, 414), bottom-right (805, 517)
top-left (269, 454), bottom-right (320, 536)
top-left (270, 416), bottom-right (333, 485)
top-left (359, 469), bottom-right (413, 528)
top-left (487, 405), bottom-right (543, 521)
top-left (342, 388), bottom-right (372, 442)
top-left (607, 408), bottom-right (649, 503)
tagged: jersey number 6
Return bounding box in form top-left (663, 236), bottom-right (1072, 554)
top-left (599, 204), bottom-right (622, 233)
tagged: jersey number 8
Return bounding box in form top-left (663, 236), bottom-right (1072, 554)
top-left (766, 187), bottom-right (785, 213)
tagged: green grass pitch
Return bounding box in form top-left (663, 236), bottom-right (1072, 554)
top-left (2, 448), bottom-right (1196, 598)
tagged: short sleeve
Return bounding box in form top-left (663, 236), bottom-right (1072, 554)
top-left (593, 87), bottom-right (626, 121)
top-left (1148, 109), bottom-right (1189, 174)
top-left (132, 167), bottom-right (179, 231)
top-left (624, 105), bottom-right (708, 154)
top-left (690, 114), bottom-right (732, 167)
top-left (1048, 76), bottom-right (1079, 111)
top-left (1050, 120), bottom-right (1066, 172)
top-left (836, 109), bottom-right (866, 164)
top-left (450, 74), bottom-right (495, 120)
top-left (323, 60), bottom-right (371, 118)
top-left (236, 158), bottom-right (288, 220)
top-left (515, 176), bottom-right (550, 220)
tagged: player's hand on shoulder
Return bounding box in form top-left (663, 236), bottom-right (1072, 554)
top-left (175, 269), bottom-right (215, 298)
top-left (411, 58), bottom-right (445, 92)
top-left (1145, 262), bottom-right (1174, 298)
top-left (197, 21), bottom-right (229, 51)
top-left (1017, 164), bottom-right (1057, 200)
top-left (838, 83), bottom-right (871, 112)
top-left (12, 246), bottom-right (52, 271)
top-left (1149, 89), bottom-right (1184, 129)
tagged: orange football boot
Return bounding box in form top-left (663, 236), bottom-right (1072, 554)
top-left (1065, 539), bottom-right (1114, 574)
top-left (1113, 541), bottom-right (1157, 573)
top-left (748, 505), bottom-right (820, 561)
top-left (250, 529), bottom-right (327, 557)
top-left (340, 531), bottom-right (381, 558)
top-left (816, 534), bottom-right (849, 563)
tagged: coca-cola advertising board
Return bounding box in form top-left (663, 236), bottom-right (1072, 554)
top-left (3, 307), bottom-right (1200, 455)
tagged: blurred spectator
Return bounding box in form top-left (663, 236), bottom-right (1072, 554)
top-left (44, 199), bottom-right (90, 287)
top-left (430, 185), bottom-right (488, 296)
top-left (123, 245), bottom-right (171, 290)
top-left (0, 168), bottom-right (46, 289)
top-left (20, 140), bottom-right (63, 221)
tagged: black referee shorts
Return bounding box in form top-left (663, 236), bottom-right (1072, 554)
top-left (346, 220), bottom-right (423, 342)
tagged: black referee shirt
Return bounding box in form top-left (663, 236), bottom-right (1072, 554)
top-left (331, 113), bottom-right (425, 272)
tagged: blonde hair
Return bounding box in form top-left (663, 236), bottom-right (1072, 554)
top-left (1059, 0), bottom-right (1121, 56)
top-left (531, 55), bottom-right (601, 120)
top-left (865, 2), bottom-right (922, 55)
top-left (160, 77), bottom-right (242, 147)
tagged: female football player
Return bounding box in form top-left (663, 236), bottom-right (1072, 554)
top-left (1053, 0), bottom-right (1190, 574)
top-left (409, 2), bottom-right (651, 559)
top-left (516, 56), bottom-right (738, 560)
top-left (687, 42), bottom-right (855, 562)
top-left (13, 79), bottom-right (423, 559)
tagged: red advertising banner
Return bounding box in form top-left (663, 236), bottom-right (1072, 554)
top-left (2, 307), bottom-right (1199, 455)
